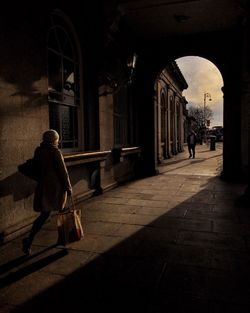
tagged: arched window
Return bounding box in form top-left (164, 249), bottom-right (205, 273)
top-left (47, 12), bottom-right (81, 150)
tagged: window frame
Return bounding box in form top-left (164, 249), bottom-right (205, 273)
top-left (47, 12), bottom-right (83, 153)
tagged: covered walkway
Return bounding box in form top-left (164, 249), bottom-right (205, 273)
top-left (1, 143), bottom-right (250, 313)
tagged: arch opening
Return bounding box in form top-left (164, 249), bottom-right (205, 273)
top-left (154, 55), bottom-right (224, 176)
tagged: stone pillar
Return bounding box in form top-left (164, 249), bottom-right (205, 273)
top-left (221, 79), bottom-right (242, 181)
top-left (156, 83), bottom-right (163, 163)
top-left (238, 15), bottom-right (250, 204)
top-left (165, 85), bottom-right (171, 158)
top-left (179, 99), bottom-right (184, 152)
top-left (172, 92), bottom-right (178, 155)
top-left (134, 63), bottom-right (158, 177)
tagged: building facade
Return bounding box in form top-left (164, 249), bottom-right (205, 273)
top-left (155, 62), bottom-right (188, 163)
top-left (0, 7), bottom-right (140, 242)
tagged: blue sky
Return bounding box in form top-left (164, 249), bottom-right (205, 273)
top-left (175, 56), bottom-right (224, 127)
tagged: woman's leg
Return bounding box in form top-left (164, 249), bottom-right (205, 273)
top-left (22, 211), bottom-right (50, 255)
top-left (192, 145), bottom-right (196, 158)
top-left (29, 211), bottom-right (51, 243)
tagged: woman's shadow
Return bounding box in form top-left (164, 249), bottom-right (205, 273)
top-left (0, 171), bottom-right (36, 201)
top-left (0, 244), bottom-right (68, 287)
top-left (0, 171), bottom-right (37, 244)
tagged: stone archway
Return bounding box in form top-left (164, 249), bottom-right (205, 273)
top-left (133, 28), bottom-right (245, 181)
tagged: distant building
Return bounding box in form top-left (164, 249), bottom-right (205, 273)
top-left (155, 61), bottom-right (188, 163)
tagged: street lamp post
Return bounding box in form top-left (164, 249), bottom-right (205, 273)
top-left (203, 92), bottom-right (212, 143)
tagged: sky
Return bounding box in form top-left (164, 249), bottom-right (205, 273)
top-left (175, 56), bottom-right (224, 127)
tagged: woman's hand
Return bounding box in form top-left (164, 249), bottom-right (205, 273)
top-left (67, 188), bottom-right (72, 196)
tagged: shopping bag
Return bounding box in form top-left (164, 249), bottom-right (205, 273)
top-left (57, 197), bottom-right (84, 246)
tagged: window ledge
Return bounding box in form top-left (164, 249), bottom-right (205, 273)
top-left (64, 147), bottom-right (141, 166)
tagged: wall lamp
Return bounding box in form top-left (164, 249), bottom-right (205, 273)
top-left (99, 53), bottom-right (138, 96)
top-left (126, 52), bottom-right (138, 84)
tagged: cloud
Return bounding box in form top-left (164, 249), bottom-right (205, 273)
top-left (176, 56), bottom-right (224, 126)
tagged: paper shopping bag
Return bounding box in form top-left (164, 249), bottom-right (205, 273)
top-left (57, 209), bottom-right (84, 246)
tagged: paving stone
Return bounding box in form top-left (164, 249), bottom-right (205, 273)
top-left (134, 205), bottom-right (172, 216)
top-left (177, 230), bottom-right (246, 251)
top-left (157, 264), bottom-right (209, 298)
top-left (209, 300), bottom-right (250, 313)
top-left (112, 223), bottom-right (144, 237)
top-left (84, 220), bottom-right (122, 236)
top-left (212, 219), bottom-right (250, 235)
top-left (0, 270), bottom-right (64, 306)
top-left (0, 303), bottom-right (18, 313)
top-left (40, 249), bottom-right (95, 276)
top-left (209, 248), bottom-right (250, 271)
top-left (167, 244), bottom-right (211, 268)
top-left (152, 216), bottom-right (212, 232)
top-left (67, 233), bottom-right (125, 254)
top-left (208, 269), bottom-right (250, 303)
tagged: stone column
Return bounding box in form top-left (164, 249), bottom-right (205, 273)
top-left (173, 92), bottom-right (178, 155)
top-left (238, 15), bottom-right (250, 204)
top-left (165, 85), bottom-right (171, 158)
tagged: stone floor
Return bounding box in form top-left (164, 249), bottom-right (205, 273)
top-left (1, 142), bottom-right (250, 313)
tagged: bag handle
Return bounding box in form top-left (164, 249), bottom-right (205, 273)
top-left (58, 196), bottom-right (75, 213)
top-left (65, 195), bottom-right (76, 212)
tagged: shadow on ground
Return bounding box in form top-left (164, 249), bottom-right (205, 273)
top-left (0, 244), bottom-right (67, 287)
top-left (1, 175), bottom-right (250, 313)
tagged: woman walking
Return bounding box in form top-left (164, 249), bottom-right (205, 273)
top-left (22, 129), bottom-right (72, 255)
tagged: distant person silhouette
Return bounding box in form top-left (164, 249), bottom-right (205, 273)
top-left (22, 129), bottom-right (72, 255)
top-left (187, 130), bottom-right (197, 158)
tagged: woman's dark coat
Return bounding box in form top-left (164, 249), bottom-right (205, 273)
top-left (33, 142), bottom-right (72, 212)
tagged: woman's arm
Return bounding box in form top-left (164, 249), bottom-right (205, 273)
top-left (54, 149), bottom-right (72, 194)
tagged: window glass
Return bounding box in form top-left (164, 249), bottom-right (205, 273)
top-left (55, 27), bottom-right (67, 52)
top-left (61, 105), bottom-right (78, 148)
top-left (49, 103), bottom-right (60, 133)
top-left (48, 50), bottom-right (62, 94)
top-left (48, 15), bottom-right (80, 151)
top-left (63, 57), bottom-right (75, 105)
top-left (63, 39), bottom-right (74, 59)
top-left (49, 103), bottom-right (78, 149)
